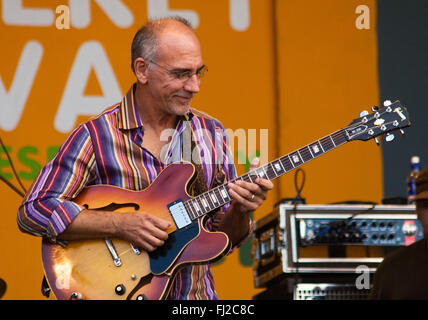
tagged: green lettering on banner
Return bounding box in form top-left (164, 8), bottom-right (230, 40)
top-left (18, 146), bottom-right (41, 180)
top-left (47, 146), bottom-right (60, 161)
top-left (0, 145), bottom-right (13, 180)
top-left (0, 145), bottom-right (60, 182)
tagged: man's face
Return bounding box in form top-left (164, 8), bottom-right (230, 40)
top-left (146, 28), bottom-right (204, 117)
top-left (416, 199), bottom-right (428, 235)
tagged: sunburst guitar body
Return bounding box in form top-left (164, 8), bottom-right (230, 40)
top-left (42, 163), bottom-right (230, 300)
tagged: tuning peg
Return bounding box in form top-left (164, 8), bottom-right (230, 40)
top-left (400, 129), bottom-right (405, 135)
top-left (360, 110), bottom-right (369, 117)
top-left (385, 133), bottom-right (395, 142)
top-left (383, 100), bottom-right (392, 107)
top-left (372, 106), bottom-right (379, 112)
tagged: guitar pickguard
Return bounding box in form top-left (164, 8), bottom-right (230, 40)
top-left (149, 220), bottom-right (200, 275)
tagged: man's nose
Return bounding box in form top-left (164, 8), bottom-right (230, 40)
top-left (183, 74), bottom-right (200, 93)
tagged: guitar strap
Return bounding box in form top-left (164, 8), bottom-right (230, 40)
top-left (182, 117), bottom-right (226, 225)
top-left (183, 117), bottom-right (209, 196)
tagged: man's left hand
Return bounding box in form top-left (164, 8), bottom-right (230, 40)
top-left (227, 158), bottom-right (274, 213)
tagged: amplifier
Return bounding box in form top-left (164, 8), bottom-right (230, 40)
top-left (252, 204), bottom-right (422, 288)
top-left (298, 209), bottom-right (423, 247)
top-left (293, 283), bottom-right (371, 300)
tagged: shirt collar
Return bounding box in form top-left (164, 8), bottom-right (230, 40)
top-left (118, 83), bottom-right (142, 130)
top-left (118, 83), bottom-right (194, 130)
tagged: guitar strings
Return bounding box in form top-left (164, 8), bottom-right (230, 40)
top-left (184, 128), bottom-right (349, 218)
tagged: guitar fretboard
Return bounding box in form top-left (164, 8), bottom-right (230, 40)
top-left (183, 129), bottom-right (348, 221)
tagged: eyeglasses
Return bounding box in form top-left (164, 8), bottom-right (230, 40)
top-left (147, 59), bottom-right (208, 82)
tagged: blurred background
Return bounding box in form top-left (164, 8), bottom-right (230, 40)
top-left (0, 0), bottom-right (426, 300)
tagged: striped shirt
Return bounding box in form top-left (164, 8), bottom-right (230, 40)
top-left (17, 84), bottom-right (237, 300)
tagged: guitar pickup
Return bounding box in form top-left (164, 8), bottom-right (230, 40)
top-left (168, 200), bottom-right (192, 229)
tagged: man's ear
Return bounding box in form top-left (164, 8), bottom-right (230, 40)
top-left (134, 57), bottom-right (149, 84)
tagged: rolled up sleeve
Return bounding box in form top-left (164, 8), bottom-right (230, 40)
top-left (17, 124), bottom-right (95, 240)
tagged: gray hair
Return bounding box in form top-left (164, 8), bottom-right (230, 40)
top-left (130, 16), bottom-right (193, 74)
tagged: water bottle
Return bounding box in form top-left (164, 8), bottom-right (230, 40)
top-left (407, 156), bottom-right (420, 204)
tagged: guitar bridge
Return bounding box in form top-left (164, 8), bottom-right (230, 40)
top-left (168, 199), bottom-right (192, 229)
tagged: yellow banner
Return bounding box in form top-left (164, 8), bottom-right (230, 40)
top-left (0, 1), bottom-right (381, 300)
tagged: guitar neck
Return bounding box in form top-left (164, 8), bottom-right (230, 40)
top-left (183, 128), bottom-right (348, 221)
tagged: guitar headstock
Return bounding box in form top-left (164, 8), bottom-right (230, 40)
top-left (345, 101), bottom-right (411, 142)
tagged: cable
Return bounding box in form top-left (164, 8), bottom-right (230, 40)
top-left (291, 168), bottom-right (306, 291)
top-left (0, 135), bottom-right (27, 198)
top-left (292, 168), bottom-right (305, 203)
top-left (0, 174), bottom-right (25, 198)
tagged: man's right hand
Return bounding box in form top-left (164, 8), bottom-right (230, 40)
top-left (57, 209), bottom-right (171, 252)
top-left (114, 212), bottom-right (171, 252)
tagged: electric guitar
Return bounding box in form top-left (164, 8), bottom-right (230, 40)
top-left (42, 101), bottom-right (411, 300)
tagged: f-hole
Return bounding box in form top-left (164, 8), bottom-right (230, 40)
top-left (83, 202), bottom-right (140, 212)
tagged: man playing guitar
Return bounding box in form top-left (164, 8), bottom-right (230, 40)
top-left (17, 17), bottom-right (273, 300)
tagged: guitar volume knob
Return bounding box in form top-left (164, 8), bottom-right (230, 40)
top-left (70, 292), bottom-right (83, 300)
top-left (115, 284), bottom-right (126, 295)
